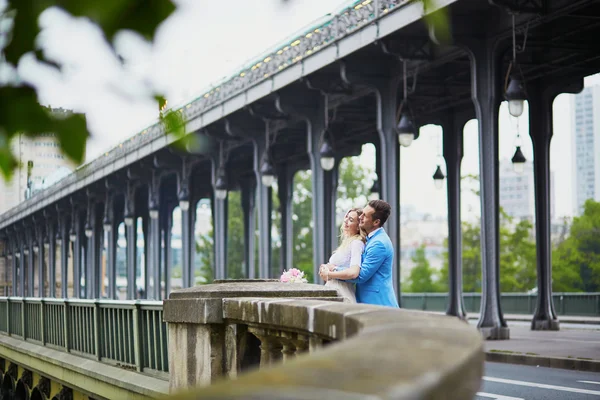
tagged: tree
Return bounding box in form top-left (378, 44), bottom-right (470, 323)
top-left (0, 1), bottom-right (176, 178)
top-left (438, 208), bottom-right (539, 293)
top-left (404, 245), bottom-right (443, 293)
top-left (552, 199), bottom-right (600, 292)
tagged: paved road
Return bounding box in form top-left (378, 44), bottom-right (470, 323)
top-left (468, 320), bottom-right (600, 331)
top-left (476, 362), bottom-right (600, 399)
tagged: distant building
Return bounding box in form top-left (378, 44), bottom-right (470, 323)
top-left (0, 108), bottom-right (83, 215)
top-left (499, 159), bottom-right (555, 221)
top-left (571, 85), bottom-right (600, 215)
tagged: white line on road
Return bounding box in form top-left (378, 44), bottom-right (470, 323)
top-left (483, 376), bottom-right (600, 396)
top-left (476, 392), bottom-right (524, 400)
top-left (579, 381), bottom-right (600, 386)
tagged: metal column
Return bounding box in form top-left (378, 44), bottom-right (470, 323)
top-left (277, 165), bottom-right (294, 274)
top-left (241, 177), bottom-right (256, 278)
top-left (442, 114), bottom-right (467, 320)
top-left (468, 40), bottom-right (509, 339)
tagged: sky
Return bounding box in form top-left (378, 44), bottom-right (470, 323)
top-left (11, 0), bottom-right (600, 221)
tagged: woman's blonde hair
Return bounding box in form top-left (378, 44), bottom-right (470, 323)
top-left (335, 208), bottom-right (367, 253)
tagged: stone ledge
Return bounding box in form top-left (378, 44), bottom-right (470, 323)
top-left (167, 282), bottom-right (339, 300)
top-left (0, 334), bottom-right (168, 399)
top-left (167, 298), bottom-right (484, 400)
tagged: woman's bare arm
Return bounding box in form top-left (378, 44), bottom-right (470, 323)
top-left (327, 265), bottom-right (360, 280)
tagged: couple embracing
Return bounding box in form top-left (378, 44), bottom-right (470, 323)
top-left (319, 199), bottom-right (399, 308)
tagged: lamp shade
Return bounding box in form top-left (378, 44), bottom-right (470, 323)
top-left (260, 157), bottom-right (275, 187)
top-left (432, 165), bottom-right (445, 189)
top-left (319, 138), bottom-right (335, 171)
top-left (397, 112), bottom-right (416, 147)
top-left (505, 73), bottom-right (527, 118)
top-left (511, 146), bottom-right (526, 174)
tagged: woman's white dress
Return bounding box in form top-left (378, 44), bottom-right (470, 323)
top-left (324, 239), bottom-right (365, 303)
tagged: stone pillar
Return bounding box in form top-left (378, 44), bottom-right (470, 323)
top-left (442, 114), bottom-right (467, 320)
top-left (163, 281), bottom-right (340, 391)
top-left (277, 165), bottom-right (294, 273)
top-left (241, 177), bottom-right (256, 278)
top-left (253, 132), bottom-right (272, 279)
top-left (467, 39), bottom-right (509, 340)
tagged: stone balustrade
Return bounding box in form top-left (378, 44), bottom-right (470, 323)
top-left (163, 280), bottom-right (484, 399)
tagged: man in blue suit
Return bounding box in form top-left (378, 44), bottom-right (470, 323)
top-left (321, 200), bottom-right (399, 308)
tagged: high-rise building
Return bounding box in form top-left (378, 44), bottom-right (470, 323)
top-left (572, 85), bottom-right (600, 215)
top-left (0, 108), bottom-right (82, 215)
top-left (499, 159), bottom-right (555, 221)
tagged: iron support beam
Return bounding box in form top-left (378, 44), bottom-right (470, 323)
top-left (276, 164), bottom-right (295, 274)
top-left (306, 96), bottom-right (328, 285)
top-left (148, 171), bottom-right (162, 300)
top-left (70, 202), bottom-right (83, 299)
top-left (528, 78), bottom-right (583, 330)
top-left (325, 160), bottom-right (340, 261)
top-left (178, 160), bottom-right (195, 288)
top-left (125, 182), bottom-right (138, 299)
top-left (161, 201), bottom-right (175, 298)
top-left (211, 157), bottom-right (227, 281)
top-left (35, 223), bottom-right (44, 297)
top-left (253, 132), bottom-right (272, 279)
top-left (241, 177), bottom-right (256, 278)
top-left (141, 214), bottom-right (149, 299)
top-left (59, 213), bottom-right (70, 298)
top-left (340, 63), bottom-right (402, 300)
top-left (46, 217), bottom-right (56, 298)
top-left (441, 114), bottom-right (467, 320)
top-left (26, 228), bottom-right (34, 297)
top-left (466, 38), bottom-right (509, 339)
top-left (104, 192), bottom-right (118, 300)
top-left (11, 233), bottom-right (17, 296)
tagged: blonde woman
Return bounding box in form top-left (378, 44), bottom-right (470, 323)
top-left (321, 208), bottom-right (367, 303)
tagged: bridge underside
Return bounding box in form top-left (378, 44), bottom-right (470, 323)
top-left (0, 0), bottom-right (598, 340)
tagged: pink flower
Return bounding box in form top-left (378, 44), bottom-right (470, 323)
top-left (280, 275), bottom-right (290, 283)
top-left (291, 269), bottom-right (300, 277)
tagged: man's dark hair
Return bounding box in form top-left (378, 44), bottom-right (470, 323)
top-left (368, 199), bottom-right (391, 227)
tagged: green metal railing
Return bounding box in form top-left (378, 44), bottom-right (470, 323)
top-left (0, 297), bottom-right (168, 378)
top-left (401, 292), bottom-right (600, 316)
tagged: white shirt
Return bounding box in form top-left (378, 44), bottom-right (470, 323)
top-left (328, 239), bottom-right (365, 271)
top-left (367, 227), bottom-right (382, 239)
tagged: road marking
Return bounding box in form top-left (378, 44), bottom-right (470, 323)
top-left (579, 381), bottom-right (600, 386)
top-left (476, 392), bottom-right (524, 400)
top-left (483, 377), bottom-right (600, 395)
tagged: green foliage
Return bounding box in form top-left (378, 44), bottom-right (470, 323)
top-left (403, 245), bottom-right (443, 293)
top-left (0, 1), bottom-right (175, 178)
top-left (552, 199), bottom-right (600, 292)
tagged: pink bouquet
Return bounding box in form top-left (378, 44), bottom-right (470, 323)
top-left (280, 268), bottom-right (308, 283)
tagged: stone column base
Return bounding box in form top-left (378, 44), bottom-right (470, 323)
top-left (531, 319), bottom-right (560, 331)
top-left (480, 326), bottom-right (510, 340)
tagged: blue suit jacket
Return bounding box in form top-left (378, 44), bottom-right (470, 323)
top-left (345, 228), bottom-right (399, 308)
